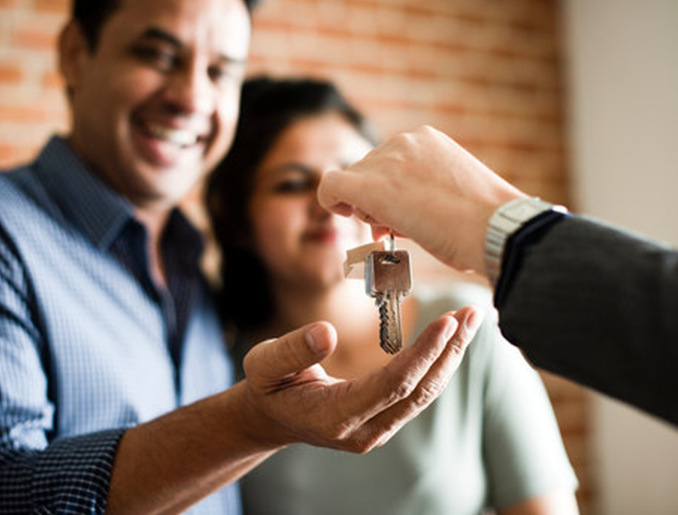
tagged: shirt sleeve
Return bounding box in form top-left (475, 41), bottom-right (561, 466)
top-left (498, 215), bottom-right (678, 425)
top-left (478, 311), bottom-right (579, 509)
top-left (0, 224), bottom-right (125, 514)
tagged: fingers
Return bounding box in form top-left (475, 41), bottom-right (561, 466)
top-left (399, 306), bottom-right (482, 413)
top-left (371, 226), bottom-right (407, 242)
top-left (241, 308), bottom-right (483, 454)
top-left (318, 171), bottom-right (404, 241)
top-left (334, 314), bottom-right (461, 427)
top-left (352, 306), bottom-right (484, 450)
top-left (244, 322), bottom-right (337, 389)
top-left (317, 169), bottom-right (364, 217)
top-left (371, 226), bottom-right (390, 241)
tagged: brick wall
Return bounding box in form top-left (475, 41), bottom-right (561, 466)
top-left (0, 0), bottom-right (591, 512)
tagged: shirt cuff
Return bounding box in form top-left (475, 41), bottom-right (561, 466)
top-left (494, 212), bottom-right (570, 309)
top-left (31, 428), bottom-right (126, 514)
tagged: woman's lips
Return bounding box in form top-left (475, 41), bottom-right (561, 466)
top-left (303, 228), bottom-right (339, 244)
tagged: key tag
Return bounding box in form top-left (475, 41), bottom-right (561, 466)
top-left (344, 240), bottom-right (386, 279)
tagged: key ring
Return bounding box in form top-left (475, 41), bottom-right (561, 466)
top-left (386, 228), bottom-right (395, 253)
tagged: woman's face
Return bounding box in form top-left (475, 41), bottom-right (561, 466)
top-left (248, 112), bottom-right (373, 289)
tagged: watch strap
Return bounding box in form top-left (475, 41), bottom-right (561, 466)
top-left (485, 197), bottom-right (567, 288)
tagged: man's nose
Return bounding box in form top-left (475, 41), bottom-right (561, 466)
top-left (164, 62), bottom-right (215, 115)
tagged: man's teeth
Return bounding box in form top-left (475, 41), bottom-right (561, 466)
top-left (145, 122), bottom-right (200, 147)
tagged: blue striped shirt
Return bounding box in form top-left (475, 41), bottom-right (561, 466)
top-left (0, 137), bottom-right (241, 514)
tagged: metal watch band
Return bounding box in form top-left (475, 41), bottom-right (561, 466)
top-left (485, 197), bottom-right (566, 287)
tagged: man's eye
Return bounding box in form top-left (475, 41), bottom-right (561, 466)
top-left (274, 179), bottom-right (315, 194)
top-left (209, 63), bottom-right (244, 85)
top-left (132, 46), bottom-right (179, 71)
top-left (209, 65), bottom-right (232, 82)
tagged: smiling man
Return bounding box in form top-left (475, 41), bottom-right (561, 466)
top-left (0, 1), bottom-right (482, 514)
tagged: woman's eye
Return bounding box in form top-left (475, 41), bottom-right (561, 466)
top-left (274, 179), bottom-right (315, 194)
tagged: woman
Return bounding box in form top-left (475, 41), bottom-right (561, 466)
top-left (206, 76), bottom-right (579, 515)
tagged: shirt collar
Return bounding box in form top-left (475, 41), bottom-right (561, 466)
top-left (163, 209), bottom-right (205, 268)
top-left (33, 136), bottom-right (204, 260)
top-left (34, 136), bottom-right (134, 251)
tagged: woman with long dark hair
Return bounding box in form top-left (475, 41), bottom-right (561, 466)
top-left (206, 76), bottom-right (579, 515)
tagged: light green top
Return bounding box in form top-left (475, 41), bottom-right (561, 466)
top-left (237, 284), bottom-right (578, 515)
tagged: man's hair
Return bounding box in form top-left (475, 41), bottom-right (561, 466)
top-left (72, 0), bottom-right (262, 51)
top-left (205, 75), bottom-right (378, 333)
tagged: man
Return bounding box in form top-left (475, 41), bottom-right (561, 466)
top-left (0, 3), bottom-right (480, 514)
top-left (318, 125), bottom-right (678, 427)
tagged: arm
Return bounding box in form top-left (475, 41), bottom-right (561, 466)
top-left (499, 216), bottom-right (678, 425)
top-left (0, 226), bottom-right (125, 514)
top-left (318, 125), bottom-right (678, 426)
top-left (107, 311), bottom-right (482, 514)
top-left (0, 213), bottom-right (482, 514)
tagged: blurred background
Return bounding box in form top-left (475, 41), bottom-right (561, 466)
top-left (1, 0), bottom-right (677, 513)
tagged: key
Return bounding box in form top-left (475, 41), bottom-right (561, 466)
top-left (365, 233), bottom-right (412, 354)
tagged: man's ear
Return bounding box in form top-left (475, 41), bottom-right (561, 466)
top-left (58, 21), bottom-right (90, 97)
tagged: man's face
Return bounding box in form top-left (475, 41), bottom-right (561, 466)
top-left (62, 0), bottom-right (251, 212)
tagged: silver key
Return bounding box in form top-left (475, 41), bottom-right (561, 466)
top-left (365, 237), bottom-right (412, 354)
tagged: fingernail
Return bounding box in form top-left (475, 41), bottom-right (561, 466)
top-left (305, 324), bottom-right (323, 353)
top-left (442, 316), bottom-right (459, 341)
top-left (464, 308), bottom-right (484, 333)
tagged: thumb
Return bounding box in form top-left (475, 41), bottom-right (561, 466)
top-left (243, 322), bottom-right (337, 387)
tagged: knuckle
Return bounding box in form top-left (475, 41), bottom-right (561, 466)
top-left (449, 328), bottom-right (472, 356)
top-left (241, 349), bottom-right (258, 379)
top-left (395, 130), bottom-right (415, 148)
top-left (389, 377), bottom-right (418, 403)
top-left (346, 433), bottom-right (381, 455)
top-left (321, 404), bottom-right (355, 441)
top-left (373, 433), bottom-right (392, 449)
top-left (326, 422), bottom-right (352, 441)
top-left (411, 379), bottom-right (446, 408)
top-left (354, 441), bottom-right (375, 455)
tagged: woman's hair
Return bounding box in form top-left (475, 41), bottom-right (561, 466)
top-left (205, 75), bottom-right (377, 332)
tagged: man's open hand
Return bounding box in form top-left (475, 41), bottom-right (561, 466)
top-left (242, 306), bottom-right (483, 453)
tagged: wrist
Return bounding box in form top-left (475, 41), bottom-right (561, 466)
top-left (218, 381), bottom-right (290, 455)
top-left (234, 379), bottom-right (297, 451)
top-left (484, 197), bottom-right (568, 287)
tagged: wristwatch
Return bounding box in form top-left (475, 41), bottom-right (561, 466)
top-left (485, 197), bottom-right (568, 287)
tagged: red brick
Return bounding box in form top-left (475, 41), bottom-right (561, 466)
top-left (34, 0), bottom-right (69, 14)
top-left (43, 70), bottom-right (64, 90)
top-left (12, 29), bottom-right (59, 51)
top-left (0, 105), bottom-right (60, 123)
top-left (0, 64), bottom-right (23, 84)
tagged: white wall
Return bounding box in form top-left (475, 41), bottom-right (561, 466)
top-left (562, 0), bottom-right (678, 514)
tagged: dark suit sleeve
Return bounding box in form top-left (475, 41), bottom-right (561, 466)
top-left (497, 215), bottom-right (678, 425)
